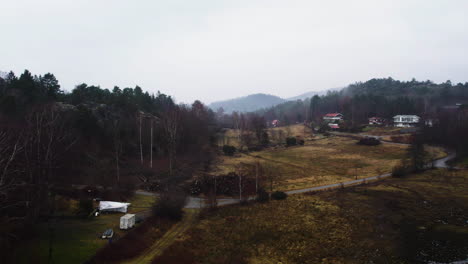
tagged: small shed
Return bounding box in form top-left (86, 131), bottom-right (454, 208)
top-left (120, 214), bottom-right (136, 230)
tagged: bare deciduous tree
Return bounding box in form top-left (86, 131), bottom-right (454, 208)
top-left (0, 132), bottom-right (22, 211)
top-left (162, 107), bottom-right (181, 176)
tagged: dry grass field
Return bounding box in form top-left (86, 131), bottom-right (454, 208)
top-left (362, 126), bottom-right (403, 136)
top-left (217, 124), bottom-right (314, 148)
top-left (153, 169), bottom-right (468, 264)
top-left (214, 136), bottom-right (409, 191)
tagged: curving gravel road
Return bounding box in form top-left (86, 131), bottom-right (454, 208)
top-left (137, 151), bottom-right (455, 209)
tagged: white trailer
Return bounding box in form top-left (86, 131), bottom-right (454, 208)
top-left (120, 214), bottom-right (136, 230)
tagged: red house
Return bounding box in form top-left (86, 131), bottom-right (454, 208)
top-left (323, 113), bottom-right (343, 123)
top-left (368, 117), bottom-right (385, 125)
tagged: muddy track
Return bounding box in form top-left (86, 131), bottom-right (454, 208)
top-left (121, 210), bottom-right (198, 264)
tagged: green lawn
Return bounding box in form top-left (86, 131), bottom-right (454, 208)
top-left (17, 194), bottom-right (155, 264)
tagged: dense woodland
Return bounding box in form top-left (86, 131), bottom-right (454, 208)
top-left (215, 78), bottom-right (468, 155)
top-left (0, 70), bottom-right (218, 255)
top-left (256, 78), bottom-right (468, 125)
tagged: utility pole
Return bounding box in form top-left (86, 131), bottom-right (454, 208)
top-left (255, 161), bottom-right (259, 194)
top-left (139, 113), bottom-right (143, 164)
top-left (239, 172), bottom-right (242, 201)
top-left (150, 119), bottom-right (153, 168)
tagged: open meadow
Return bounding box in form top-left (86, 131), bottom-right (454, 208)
top-left (154, 169), bottom-right (468, 264)
top-left (214, 136), bottom-right (409, 191)
top-left (217, 124), bottom-right (314, 148)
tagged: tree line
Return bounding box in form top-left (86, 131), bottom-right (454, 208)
top-left (254, 77), bottom-right (468, 125)
top-left (0, 70), bottom-right (218, 256)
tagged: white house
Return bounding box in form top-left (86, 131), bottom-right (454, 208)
top-left (323, 113), bottom-right (343, 123)
top-left (393, 115), bottom-right (420, 127)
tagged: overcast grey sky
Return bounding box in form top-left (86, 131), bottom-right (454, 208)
top-left (1, 0), bottom-right (468, 103)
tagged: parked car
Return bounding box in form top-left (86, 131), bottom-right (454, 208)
top-left (101, 228), bottom-right (114, 239)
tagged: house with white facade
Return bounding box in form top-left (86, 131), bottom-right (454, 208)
top-left (393, 115), bottom-right (420, 127)
top-left (323, 113), bottom-right (343, 123)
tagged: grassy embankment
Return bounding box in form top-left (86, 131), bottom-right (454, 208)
top-left (154, 169), bottom-right (468, 264)
top-left (17, 194), bottom-right (156, 264)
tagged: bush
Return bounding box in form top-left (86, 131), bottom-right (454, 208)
top-left (76, 199), bottom-right (94, 217)
top-left (298, 139), bottom-right (305, 145)
top-left (318, 123), bottom-right (331, 133)
top-left (153, 191), bottom-right (186, 221)
top-left (392, 165), bottom-right (409, 178)
top-left (256, 188), bottom-right (270, 203)
top-left (247, 145), bottom-right (263, 152)
top-left (357, 137), bottom-right (381, 146)
top-left (286, 137), bottom-right (297, 147)
top-left (271, 191), bottom-right (288, 200)
top-left (222, 145), bottom-right (236, 156)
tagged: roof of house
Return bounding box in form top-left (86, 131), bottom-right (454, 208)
top-left (324, 113), bottom-right (342, 117)
top-left (393, 115), bottom-right (420, 118)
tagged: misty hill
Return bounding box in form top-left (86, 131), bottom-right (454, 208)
top-left (209, 93), bottom-right (286, 113)
top-left (0, 71), bottom-right (8, 80)
top-left (287, 88), bottom-right (342, 101)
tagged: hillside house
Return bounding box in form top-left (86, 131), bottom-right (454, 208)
top-left (393, 115), bottom-right (420, 127)
top-left (323, 113), bottom-right (343, 123)
top-left (368, 117), bottom-right (385, 125)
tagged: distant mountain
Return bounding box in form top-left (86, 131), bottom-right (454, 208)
top-left (209, 93), bottom-right (286, 113)
top-left (0, 71), bottom-right (8, 80)
top-left (287, 88), bottom-right (342, 101)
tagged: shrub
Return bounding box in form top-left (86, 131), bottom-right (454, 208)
top-left (392, 165), bottom-right (409, 178)
top-left (76, 199), bottom-right (94, 217)
top-left (285, 137), bottom-right (297, 147)
top-left (256, 188), bottom-right (270, 203)
top-left (189, 172), bottom-right (258, 197)
top-left (153, 191), bottom-right (186, 221)
top-left (222, 145), bottom-right (236, 156)
top-left (357, 137), bottom-right (381, 146)
top-left (298, 139), bottom-right (305, 145)
top-left (271, 191), bottom-right (288, 200)
top-left (318, 123), bottom-right (331, 133)
top-left (247, 145), bottom-right (263, 152)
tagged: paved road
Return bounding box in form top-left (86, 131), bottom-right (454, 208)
top-left (137, 151), bottom-right (455, 209)
top-left (434, 151), bottom-right (456, 169)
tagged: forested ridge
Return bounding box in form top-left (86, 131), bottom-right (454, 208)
top-left (0, 70), bottom-right (218, 257)
top-left (257, 77), bottom-right (468, 124)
